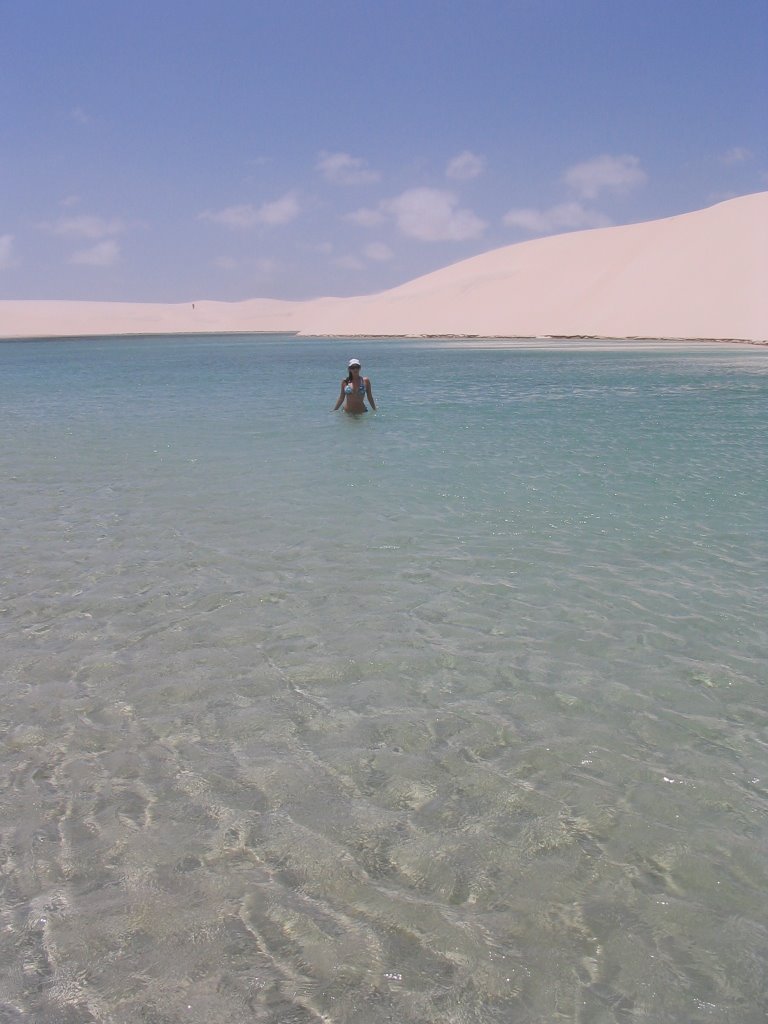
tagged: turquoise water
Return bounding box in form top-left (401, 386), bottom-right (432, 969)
top-left (1, 335), bottom-right (767, 1024)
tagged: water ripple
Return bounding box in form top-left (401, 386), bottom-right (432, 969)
top-left (1, 337), bottom-right (766, 1022)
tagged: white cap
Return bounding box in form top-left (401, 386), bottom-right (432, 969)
top-left (348, 358), bottom-right (361, 368)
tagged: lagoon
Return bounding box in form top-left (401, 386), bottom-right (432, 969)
top-left (2, 335), bottom-right (767, 1023)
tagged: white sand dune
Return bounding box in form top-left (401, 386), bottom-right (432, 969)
top-left (2, 192), bottom-right (766, 342)
top-left (306, 191), bottom-right (768, 342)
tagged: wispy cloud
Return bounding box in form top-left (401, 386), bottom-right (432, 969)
top-left (317, 151), bottom-right (380, 185)
top-left (0, 234), bottom-right (16, 269)
top-left (446, 150), bottom-right (485, 181)
top-left (41, 215), bottom-right (126, 239)
top-left (563, 154), bottom-right (647, 199)
top-left (201, 205), bottom-right (262, 228)
top-left (200, 193), bottom-right (300, 228)
top-left (69, 106), bottom-right (92, 125)
top-left (70, 240), bottom-right (120, 266)
top-left (345, 206), bottom-right (386, 227)
top-left (721, 146), bottom-right (752, 165)
top-left (503, 202), bottom-right (611, 234)
top-left (384, 188), bottom-right (486, 242)
top-left (363, 242), bottom-right (394, 262)
top-left (258, 193), bottom-right (300, 225)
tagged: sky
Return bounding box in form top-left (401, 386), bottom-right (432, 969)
top-left (1, 0), bottom-right (766, 303)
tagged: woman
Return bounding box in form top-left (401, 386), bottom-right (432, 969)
top-left (334, 358), bottom-right (376, 414)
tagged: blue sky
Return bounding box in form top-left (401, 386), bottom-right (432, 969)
top-left (1, 0), bottom-right (766, 302)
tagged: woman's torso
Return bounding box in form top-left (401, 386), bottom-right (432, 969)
top-left (343, 376), bottom-right (368, 411)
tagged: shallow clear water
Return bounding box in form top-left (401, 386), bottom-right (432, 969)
top-left (1, 335), bottom-right (767, 1024)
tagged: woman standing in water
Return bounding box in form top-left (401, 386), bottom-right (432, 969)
top-left (334, 358), bottom-right (376, 414)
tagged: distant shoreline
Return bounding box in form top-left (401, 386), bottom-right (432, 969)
top-left (2, 332), bottom-right (765, 347)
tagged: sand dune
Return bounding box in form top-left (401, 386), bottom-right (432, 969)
top-left (2, 192), bottom-right (766, 342)
top-left (303, 192), bottom-right (767, 341)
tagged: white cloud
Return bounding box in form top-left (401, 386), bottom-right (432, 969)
top-left (42, 215), bottom-right (125, 239)
top-left (364, 242), bottom-right (394, 262)
top-left (317, 151), bottom-right (380, 185)
top-left (446, 150), bottom-right (486, 181)
top-left (0, 234), bottom-right (16, 269)
top-left (70, 240), bottom-right (120, 266)
top-left (563, 154), bottom-right (647, 199)
top-left (258, 193), bottom-right (300, 225)
top-left (200, 193), bottom-right (300, 228)
top-left (201, 204), bottom-right (261, 228)
top-left (721, 146), bottom-right (752, 165)
top-left (347, 187), bottom-right (486, 242)
top-left (384, 188), bottom-right (486, 242)
top-left (503, 202), bottom-right (612, 235)
top-left (60, 195), bottom-right (81, 209)
top-left (69, 106), bottom-right (91, 125)
top-left (345, 206), bottom-right (386, 228)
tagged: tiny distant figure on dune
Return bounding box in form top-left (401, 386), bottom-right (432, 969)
top-left (334, 358), bottom-right (376, 414)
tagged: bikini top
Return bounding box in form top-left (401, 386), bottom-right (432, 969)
top-left (344, 377), bottom-right (366, 395)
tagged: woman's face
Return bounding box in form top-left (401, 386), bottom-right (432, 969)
top-left (350, 364), bottom-right (361, 375)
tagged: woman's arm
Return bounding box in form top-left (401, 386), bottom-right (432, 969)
top-left (333, 380), bottom-right (346, 411)
top-left (365, 378), bottom-right (376, 411)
